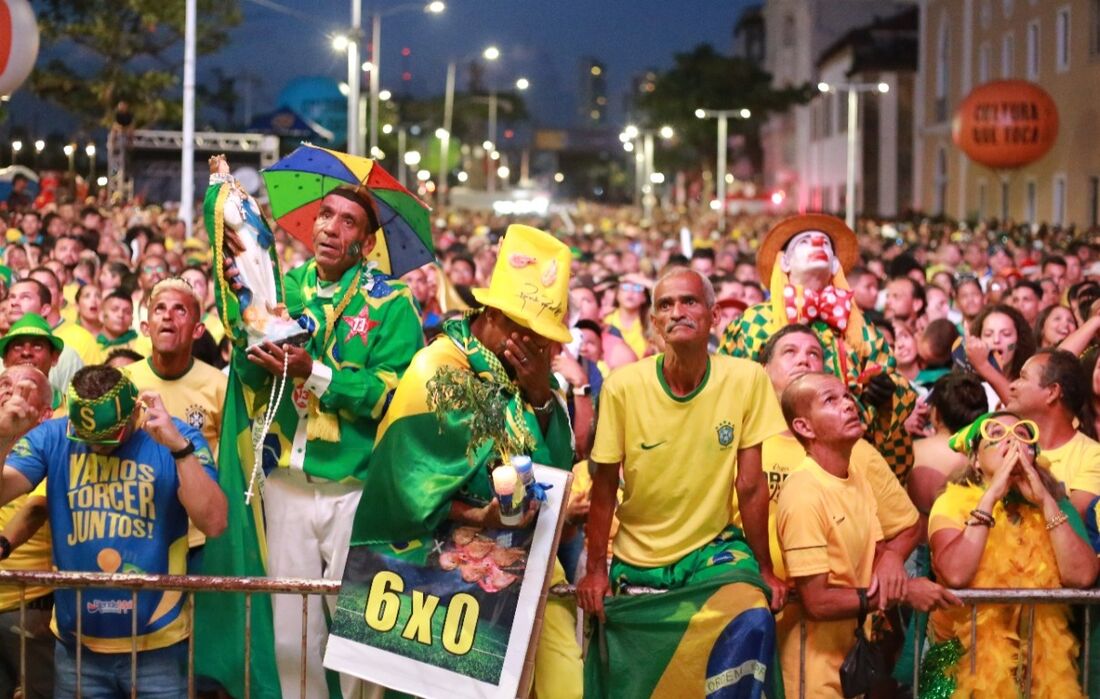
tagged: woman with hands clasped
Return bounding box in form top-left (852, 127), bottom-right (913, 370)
top-left (922, 412), bottom-right (1097, 698)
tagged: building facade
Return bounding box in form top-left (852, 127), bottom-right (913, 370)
top-left (760, 0), bottom-right (913, 206)
top-left (577, 57), bottom-right (608, 127)
top-left (804, 9), bottom-right (917, 217)
top-left (915, 0), bottom-right (1100, 227)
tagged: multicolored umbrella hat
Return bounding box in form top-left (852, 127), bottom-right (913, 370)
top-left (262, 143), bottom-right (434, 277)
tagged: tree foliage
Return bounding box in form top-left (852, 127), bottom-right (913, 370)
top-left (637, 44), bottom-right (812, 174)
top-left (31, 0), bottom-right (241, 129)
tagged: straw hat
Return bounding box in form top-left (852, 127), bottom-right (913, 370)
top-left (756, 214), bottom-right (860, 283)
top-left (472, 224), bottom-right (572, 343)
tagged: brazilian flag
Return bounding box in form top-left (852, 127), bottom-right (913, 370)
top-left (585, 571), bottom-right (784, 699)
top-left (191, 182), bottom-right (283, 699)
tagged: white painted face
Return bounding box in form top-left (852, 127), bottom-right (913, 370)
top-left (780, 230), bottom-right (837, 277)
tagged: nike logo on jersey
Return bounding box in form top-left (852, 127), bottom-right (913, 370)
top-left (640, 441), bottom-right (667, 450)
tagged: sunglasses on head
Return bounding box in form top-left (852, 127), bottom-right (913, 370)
top-left (620, 282), bottom-right (646, 293)
top-left (979, 417), bottom-right (1039, 446)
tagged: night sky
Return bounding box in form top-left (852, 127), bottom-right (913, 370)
top-left (10, 0), bottom-right (755, 137)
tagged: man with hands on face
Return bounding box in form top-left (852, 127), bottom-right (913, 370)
top-left (776, 372), bottom-right (959, 698)
top-left (579, 267), bottom-right (788, 698)
top-left (0, 366), bottom-right (226, 697)
top-left (222, 183), bottom-right (423, 698)
top-left (352, 224), bottom-right (583, 698)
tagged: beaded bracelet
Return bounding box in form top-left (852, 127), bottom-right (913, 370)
top-left (1045, 511), bottom-right (1069, 531)
top-left (968, 508), bottom-right (995, 527)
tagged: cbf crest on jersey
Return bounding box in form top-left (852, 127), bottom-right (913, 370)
top-left (186, 405), bottom-right (206, 431)
top-left (716, 421), bottom-right (734, 448)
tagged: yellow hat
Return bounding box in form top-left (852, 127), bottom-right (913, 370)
top-left (472, 224), bottom-right (572, 343)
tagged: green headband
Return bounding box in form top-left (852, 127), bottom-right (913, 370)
top-left (947, 413), bottom-right (994, 456)
top-left (67, 377), bottom-right (138, 444)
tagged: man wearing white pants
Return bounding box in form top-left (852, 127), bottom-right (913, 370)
top-left (232, 184), bottom-right (423, 697)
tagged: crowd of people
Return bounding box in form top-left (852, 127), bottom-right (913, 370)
top-left (1, 174), bottom-right (1100, 699)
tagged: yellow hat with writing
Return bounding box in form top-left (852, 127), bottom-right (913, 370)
top-left (472, 224), bottom-right (572, 343)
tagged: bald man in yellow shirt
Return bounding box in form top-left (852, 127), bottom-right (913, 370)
top-left (777, 372), bottom-right (958, 698)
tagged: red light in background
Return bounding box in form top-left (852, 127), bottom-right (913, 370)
top-left (401, 47), bottom-right (411, 57)
top-left (504, 129), bottom-right (514, 139)
top-left (402, 71), bottom-right (412, 81)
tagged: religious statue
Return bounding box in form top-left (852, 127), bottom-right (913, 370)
top-left (203, 154), bottom-right (310, 348)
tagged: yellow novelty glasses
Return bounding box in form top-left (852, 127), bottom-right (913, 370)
top-left (980, 418), bottom-right (1039, 446)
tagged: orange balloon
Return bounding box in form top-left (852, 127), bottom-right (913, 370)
top-left (952, 80), bottom-right (1059, 169)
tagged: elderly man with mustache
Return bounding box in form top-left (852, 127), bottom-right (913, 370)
top-left (579, 266), bottom-right (788, 697)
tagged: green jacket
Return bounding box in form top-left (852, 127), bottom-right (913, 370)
top-left (349, 315), bottom-right (573, 558)
top-left (234, 259), bottom-right (424, 482)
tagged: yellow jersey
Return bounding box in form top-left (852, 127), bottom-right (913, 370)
top-left (590, 354), bottom-right (785, 567)
top-left (53, 319), bottom-right (104, 367)
top-left (0, 479), bottom-right (52, 611)
top-left (603, 309), bottom-right (648, 360)
top-left (1042, 431), bottom-right (1100, 497)
top-left (125, 358), bottom-right (227, 549)
top-left (734, 433), bottom-right (918, 579)
top-left (776, 456), bottom-right (883, 698)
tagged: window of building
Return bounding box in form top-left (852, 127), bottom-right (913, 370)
top-left (935, 147), bottom-right (948, 214)
top-left (783, 15), bottom-right (795, 48)
top-left (936, 18), bottom-right (950, 122)
top-left (823, 92), bottom-right (833, 136)
top-left (1053, 175), bottom-right (1067, 225)
top-left (1026, 179), bottom-right (1037, 224)
top-left (1002, 179), bottom-right (1011, 221)
top-left (1090, 176), bottom-right (1100, 226)
top-left (1003, 32), bottom-right (1016, 77)
top-left (1057, 7), bottom-right (1071, 71)
top-left (979, 42), bottom-right (992, 82)
top-left (838, 89), bottom-right (848, 133)
top-left (1092, 0), bottom-right (1100, 58)
top-left (978, 180), bottom-right (988, 220)
top-left (1027, 20), bottom-right (1040, 79)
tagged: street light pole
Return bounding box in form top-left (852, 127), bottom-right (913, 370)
top-left (346, 0), bottom-right (362, 156)
top-left (181, 0), bottom-right (196, 235)
top-left (487, 87), bottom-right (498, 194)
top-left (368, 10), bottom-right (379, 156)
top-left (368, 2), bottom-right (446, 157)
top-left (438, 61), bottom-right (455, 204)
top-left (845, 88), bottom-right (858, 230)
top-left (695, 108), bottom-right (750, 232)
top-left (817, 81), bottom-right (889, 229)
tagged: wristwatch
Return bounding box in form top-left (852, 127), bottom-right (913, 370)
top-left (0, 535), bottom-right (12, 560)
top-left (572, 384), bottom-right (592, 397)
top-left (171, 440), bottom-right (196, 460)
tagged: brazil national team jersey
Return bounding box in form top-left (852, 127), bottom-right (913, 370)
top-left (6, 417), bottom-right (215, 652)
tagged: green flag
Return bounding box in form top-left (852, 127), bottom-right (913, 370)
top-left (192, 364), bottom-right (282, 699)
top-left (192, 181), bottom-right (282, 698)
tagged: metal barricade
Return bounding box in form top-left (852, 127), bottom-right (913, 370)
top-left (1, 570), bottom-right (1098, 698)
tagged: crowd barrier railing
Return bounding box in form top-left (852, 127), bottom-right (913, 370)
top-left (1, 571), bottom-right (1098, 699)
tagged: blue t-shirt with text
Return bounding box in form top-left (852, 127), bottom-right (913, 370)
top-left (7, 417), bottom-right (215, 652)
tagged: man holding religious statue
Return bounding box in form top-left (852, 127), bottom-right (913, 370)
top-left (201, 158), bottom-right (424, 697)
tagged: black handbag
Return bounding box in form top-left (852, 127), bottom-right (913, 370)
top-left (839, 588), bottom-right (888, 698)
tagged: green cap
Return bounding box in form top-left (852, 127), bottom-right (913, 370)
top-left (0, 313), bottom-right (64, 356)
